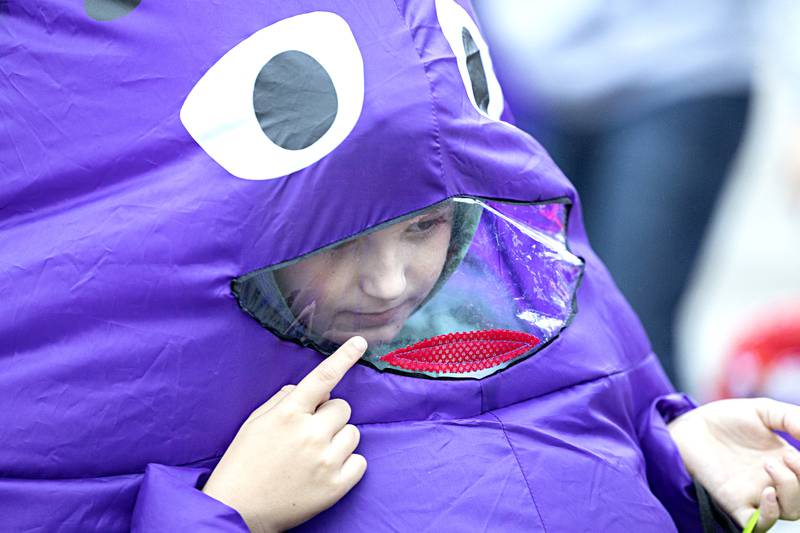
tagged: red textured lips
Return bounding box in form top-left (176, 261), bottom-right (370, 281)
top-left (380, 329), bottom-right (540, 374)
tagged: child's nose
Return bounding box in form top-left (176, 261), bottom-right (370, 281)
top-left (358, 237), bottom-right (407, 301)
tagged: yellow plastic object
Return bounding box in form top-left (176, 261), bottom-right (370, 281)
top-left (742, 509), bottom-right (761, 533)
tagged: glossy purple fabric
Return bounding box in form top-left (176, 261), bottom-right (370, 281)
top-left (0, 1), bottom-right (702, 531)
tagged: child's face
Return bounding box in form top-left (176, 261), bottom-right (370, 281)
top-left (274, 204), bottom-right (455, 347)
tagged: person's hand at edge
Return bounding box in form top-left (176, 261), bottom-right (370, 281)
top-left (668, 398), bottom-right (800, 532)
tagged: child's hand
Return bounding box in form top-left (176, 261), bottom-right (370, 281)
top-left (202, 337), bottom-right (369, 533)
top-left (667, 398), bottom-right (800, 532)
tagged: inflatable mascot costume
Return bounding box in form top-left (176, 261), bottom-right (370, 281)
top-left (2, 1), bottom-right (796, 531)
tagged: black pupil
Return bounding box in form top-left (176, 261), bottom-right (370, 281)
top-left (84, 0), bottom-right (141, 22)
top-left (253, 50), bottom-right (339, 151)
top-left (461, 27), bottom-right (490, 114)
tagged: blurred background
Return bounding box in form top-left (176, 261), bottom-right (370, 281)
top-left (472, 1), bottom-right (800, 527)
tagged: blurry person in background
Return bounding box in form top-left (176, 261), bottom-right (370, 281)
top-left (472, 0), bottom-right (755, 386)
top-left (676, 6), bottom-right (800, 529)
top-left (677, 1), bottom-right (800, 408)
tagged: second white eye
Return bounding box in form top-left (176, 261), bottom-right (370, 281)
top-left (435, 0), bottom-right (504, 120)
top-left (180, 11), bottom-right (365, 181)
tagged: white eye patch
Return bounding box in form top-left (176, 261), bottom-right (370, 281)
top-left (180, 12), bottom-right (365, 181)
top-left (435, 0), bottom-right (503, 120)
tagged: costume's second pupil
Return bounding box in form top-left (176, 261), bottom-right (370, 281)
top-left (253, 50), bottom-right (339, 151)
top-left (461, 27), bottom-right (489, 113)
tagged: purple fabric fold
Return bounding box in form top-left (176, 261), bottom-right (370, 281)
top-left (638, 393), bottom-right (703, 533)
top-left (131, 464), bottom-right (248, 532)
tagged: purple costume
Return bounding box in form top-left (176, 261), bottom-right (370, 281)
top-left (1, 0), bottom-right (703, 530)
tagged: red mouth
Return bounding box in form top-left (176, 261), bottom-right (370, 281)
top-left (380, 329), bottom-right (540, 374)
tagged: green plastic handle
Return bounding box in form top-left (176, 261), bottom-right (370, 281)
top-left (742, 509), bottom-right (761, 533)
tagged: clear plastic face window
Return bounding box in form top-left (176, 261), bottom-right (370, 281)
top-left (233, 198), bottom-right (584, 379)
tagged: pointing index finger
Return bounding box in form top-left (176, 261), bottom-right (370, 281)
top-left (291, 336), bottom-right (367, 412)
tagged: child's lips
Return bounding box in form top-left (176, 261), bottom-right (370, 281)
top-left (340, 303), bottom-right (409, 328)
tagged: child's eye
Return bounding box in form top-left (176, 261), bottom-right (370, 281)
top-left (407, 216), bottom-right (446, 234)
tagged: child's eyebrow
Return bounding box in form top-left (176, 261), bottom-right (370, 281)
top-left (418, 203), bottom-right (453, 218)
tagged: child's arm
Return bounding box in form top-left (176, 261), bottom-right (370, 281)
top-left (667, 398), bottom-right (800, 532)
top-left (131, 337), bottom-right (368, 533)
